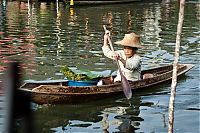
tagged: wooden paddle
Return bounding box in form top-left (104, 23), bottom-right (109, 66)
top-left (103, 25), bottom-right (132, 99)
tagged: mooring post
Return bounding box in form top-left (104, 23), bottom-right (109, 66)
top-left (5, 62), bottom-right (34, 133)
top-left (168, 0), bottom-right (185, 133)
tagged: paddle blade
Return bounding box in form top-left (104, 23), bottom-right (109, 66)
top-left (121, 74), bottom-right (132, 99)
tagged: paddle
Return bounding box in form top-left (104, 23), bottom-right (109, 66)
top-left (103, 25), bottom-right (132, 99)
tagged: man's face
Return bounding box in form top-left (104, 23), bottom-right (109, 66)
top-left (123, 46), bottom-right (135, 58)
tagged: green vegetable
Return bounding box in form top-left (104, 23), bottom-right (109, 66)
top-left (60, 65), bottom-right (99, 81)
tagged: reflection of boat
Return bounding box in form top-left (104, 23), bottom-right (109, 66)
top-left (68, 0), bottom-right (141, 6)
top-left (18, 64), bottom-right (194, 104)
top-left (31, 97), bottom-right (140, 132)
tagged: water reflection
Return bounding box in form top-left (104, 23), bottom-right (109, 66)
top-left (21, 95), bottom-right (144, 132)
top-left (100, 97), bottom-right (141, 133)
top-left (0, 1), bottom-right (199, 79)
top-left (0, 1), bottom-right (38, 78)
top-left (0, 0), bottom-right (199, 132)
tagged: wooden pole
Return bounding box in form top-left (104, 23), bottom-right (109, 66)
top-left (103, 25), bottom-right (132, 99)
top-left (168, 0), bottom-right (185, 133)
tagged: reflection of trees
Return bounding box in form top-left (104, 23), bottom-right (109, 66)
top-left (127, 10), bottom-right (132, 33)
top-left (0, 1), bottom-right (37, 78)
top-left (55, 0), bottom-right (63, 56)
top-left (142, 5), bottom-right (162, 48)
top-left (16, 1), bottom-right (38, 78)
top-left (158, 1), bottom-right (199, 61)
top-left (2, 1), bottom-right (198, 79)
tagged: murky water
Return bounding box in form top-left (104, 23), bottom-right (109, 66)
top-left (0, 0), bottom-right (199, 132)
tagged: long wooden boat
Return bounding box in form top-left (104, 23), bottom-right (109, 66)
top-left (68, 0), bottom-right (141, 6)
top-left (19, 64), bottom-right (194, 104)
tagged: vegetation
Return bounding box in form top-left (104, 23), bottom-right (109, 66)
top-left (60, 65), bottom-right (99, 81)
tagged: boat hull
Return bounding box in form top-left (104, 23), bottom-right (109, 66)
top-left (69, 0), bottom-right (140, 6)
top-left (18, 64), bottom-right (194, 104)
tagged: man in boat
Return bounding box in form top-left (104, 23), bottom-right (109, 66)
top-left (102, 30), bottom-right (143, 83)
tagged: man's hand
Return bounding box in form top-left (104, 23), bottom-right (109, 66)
top-left (103, 30), bottom-right (111, 47)
top-left (114, 53), bottom-right (126, 65)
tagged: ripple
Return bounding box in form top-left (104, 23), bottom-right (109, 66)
top-left (0, 1), bottom-right (199, 132)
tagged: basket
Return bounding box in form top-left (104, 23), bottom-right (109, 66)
top-left (67, 80), bottom-right (98, 86)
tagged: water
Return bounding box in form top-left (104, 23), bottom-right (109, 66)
top-left (0, 0), bottom-right (199, 132)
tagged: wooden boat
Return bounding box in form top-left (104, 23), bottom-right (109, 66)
top-left (68, 0), bottom-right (141, 6)
top-left (19, 64), bottom-right (194, 104)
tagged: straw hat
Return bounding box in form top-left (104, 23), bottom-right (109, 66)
top-left (114, 33), bottom-right (143, 48)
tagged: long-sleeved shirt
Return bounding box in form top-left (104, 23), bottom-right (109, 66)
top-left (102, 46), bottom-right (141, 82)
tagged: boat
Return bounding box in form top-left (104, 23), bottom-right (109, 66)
top-left (18, 64), bottom-right (194, 104)
top-left (68, 0), bottom-right (141, 6)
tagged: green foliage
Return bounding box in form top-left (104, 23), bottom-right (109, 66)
top-left (60, 65), bottom-right (99, 81)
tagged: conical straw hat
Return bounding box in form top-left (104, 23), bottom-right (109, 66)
top-left (114, 33), bottom-right (143, 48)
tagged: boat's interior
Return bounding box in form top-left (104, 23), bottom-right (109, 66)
top-left (100, 65), bottom-right (178, 85)
top-left (100, 73), bottom-right (155, 85)
top-left (20, 64), bottom-right (186, 89)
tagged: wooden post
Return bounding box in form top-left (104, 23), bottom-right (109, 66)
top-left (168, 0), bottom-right (185, 133)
